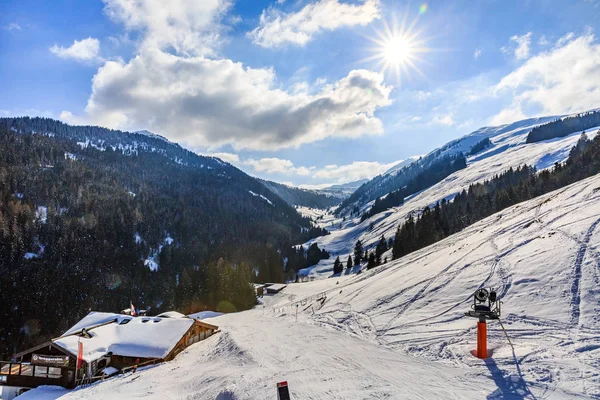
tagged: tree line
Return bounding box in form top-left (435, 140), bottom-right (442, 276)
top-left (526, 110), bottom-right (600, 143)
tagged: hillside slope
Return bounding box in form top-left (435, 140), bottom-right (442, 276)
top-left (259, 179), bottom-right (344, 208)
top-left (302, 113), bottom-right (599, 276)
top-left (0, 118), bottom-right (320, 358)
top-left (25, 172), bottom-right (600, 399)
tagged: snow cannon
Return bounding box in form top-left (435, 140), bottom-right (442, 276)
top-left (465, 288), bottom-right (501, 359)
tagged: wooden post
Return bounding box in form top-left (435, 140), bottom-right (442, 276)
top-left (477, 320), bottom-right (487, 359)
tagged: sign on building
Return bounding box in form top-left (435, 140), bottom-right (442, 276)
top-left (31, 354), bottom-right (70, 367)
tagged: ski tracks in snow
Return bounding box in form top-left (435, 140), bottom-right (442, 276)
top-left (569, 216), bottom-right (600, 327)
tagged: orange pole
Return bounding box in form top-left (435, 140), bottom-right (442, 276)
top-left (477, 321), bottom-right (487, 359)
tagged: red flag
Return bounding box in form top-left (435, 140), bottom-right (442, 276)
top-left (130, 301), bottom-right (137, 316)
top-left (77, 341), bottom-right (83, 369)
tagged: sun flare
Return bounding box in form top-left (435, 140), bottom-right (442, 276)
top-left (383, 36), bottom-right (413, 65)
top-left (362, 16), bottom-right (430, 83)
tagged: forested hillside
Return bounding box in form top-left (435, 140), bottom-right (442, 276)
top-left (0, 119), bottom-right (326, 358)
top-left (392, 133), bottom-right (600, 260)
top-left (336, 153), bottom-right (466, 216)
top-left (361, 154), bottom-right (466, 221)
top-left (526, 110), bottom-right (600, 143)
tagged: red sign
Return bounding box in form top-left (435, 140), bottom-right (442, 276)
top-left (77, 341), bottom-right (83, 369)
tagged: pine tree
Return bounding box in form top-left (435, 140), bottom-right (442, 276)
top-left (346, 255), bottom-right (353, 269)
top-left (333, 256), bottom-right (343, 275)
top-left (353, 240), bottom-right (363, 264)
top-left (367, 252), bottom-right (376, 269)
top-left (375, 235), bottom-right (387, 265)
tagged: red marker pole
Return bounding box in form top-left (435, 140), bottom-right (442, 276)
top-left (477, 320), bottom-right (487, 359)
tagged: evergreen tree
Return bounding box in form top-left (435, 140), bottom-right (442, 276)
top-left (367, 252), bottom-right (377, 269)
top-left (353, 240), bottom-right (363, 264)
top-left (346, 255), bottom-right (353, 269)
top-left (333, 256), bottom-right (343, 275)
top-left (375, 235), bottom-right (387, 265)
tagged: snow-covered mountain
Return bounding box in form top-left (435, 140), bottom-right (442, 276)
top-left (335, 116), bottom-right (560, 216)
top-left (382, 155), bottom-right (422, 175)
top-left (312, 179), bottom-right (369, 198)
top-left (302, 111), bottom-right (599, 277)
top-left (134, 129), bottom-right (170, 143)
top-left (25, 172), bottom-right (600, 399)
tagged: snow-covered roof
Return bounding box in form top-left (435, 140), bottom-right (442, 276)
top-left (54, 312), bottom-right (194, 362)
top-left (156, 311), bottom-right (187, 319)
top-left (187, 311), bottom-right (223, 320)
top-left (266, 284), bottom-right (287, 292)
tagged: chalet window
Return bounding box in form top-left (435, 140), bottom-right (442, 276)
top-left (21, 364), bottom-right (33, 376)
top-left (48, 367), bottom-right (62, 378)
top-left (34, 366), bottom-right (48, 377)
top-left (0, 364), bottom-right (9, 374)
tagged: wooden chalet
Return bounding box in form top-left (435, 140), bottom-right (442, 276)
top-left (0, 311), bottom-right (218, 399)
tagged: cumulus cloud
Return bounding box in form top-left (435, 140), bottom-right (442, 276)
top-left (50, 37), bottom-right (101, 62)
top-left (102, 0), bottom-right (231, 56)
top-left (432, 114), bottom-right (455, 126)
top-left (312, 160), bottom-right (397, 183)
top-left (65, 49), bottom-right (392, 150)
top-left (200, 153), bottom-right (398, 184)
top-left (249, 0), bottom-right (380, 48)
top-left (245, 158), bottom-right (313, 176)
top-left (492, 32), bottom-right (600, 123)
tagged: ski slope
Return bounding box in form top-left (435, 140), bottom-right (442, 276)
top-left (299, 115), bottom-right (600, 278)
top-left (23, 173), bottom-right (600, 399)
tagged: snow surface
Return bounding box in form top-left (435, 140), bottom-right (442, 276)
top-left (156, 311), bottom-right (186, 318)
top-left (36, 206), bottom-right (48, 223)
top-left (21, 173), bottom-right (600, 399)
top-left (382, 155), bottom-right (422, 176)
top-left (300, 117), bottom-right (600, 277)
top-left (249, 190), bottom-right (274, 206)
top-left (188, 311), bottom-right (224, 320)
top-left (54, 312), bottom-right (194, 362)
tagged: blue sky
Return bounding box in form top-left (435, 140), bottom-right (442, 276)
top-left (2, 0), bottom-right (600, 187)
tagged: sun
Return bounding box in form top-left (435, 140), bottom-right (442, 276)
top-left (382, 36), bottom-right (413, 65)
top-left (362, 16), bottom-right (430, 83)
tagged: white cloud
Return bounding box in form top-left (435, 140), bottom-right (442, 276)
top-left (510, 32), bottom-right (533, 60)
top-left (432, 114), bottom-right (455, 126)
top-left (3, 23), bottom-right (21, 31)
top-left (538, 35), bottom-right (550, 46)
top-left (102, 0), bottom-right (231, 56)
top-left (489, 105), bottom-right (527, 126)
top-left (492, 32), bottom-right (600, 123)
top-left (473, 48), bottom-right (482, 59)
top-left (202, 154), bottom-right (398, 184)
top-left (249, 0), bottom-right (380, 48)
top-left (205, 152), bottom-right (240, 164)
top-left (65, 49), bottom-right (392, 151)
top-left (50, 37), bottom-right (101, 62)
top-left (245, 158), bottom-right (313, 176)
top-left (312, 160), bottom-right (397, 183)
